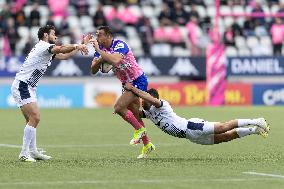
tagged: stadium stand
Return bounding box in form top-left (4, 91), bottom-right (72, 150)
top-left (1, 0), bottom-right (284, 57)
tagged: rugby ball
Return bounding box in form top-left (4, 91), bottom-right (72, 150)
top-left (101, 62), bottom-right (113, 73)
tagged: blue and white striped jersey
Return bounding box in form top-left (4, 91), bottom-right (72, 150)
top-left (143, 100), bottom-right (188, 138)
top-left (15, 40), bottom-right (54, 87)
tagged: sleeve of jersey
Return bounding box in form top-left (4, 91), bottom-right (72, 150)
top-left (113, 41), bottom-right (129, 56)
top-left (47, 44), bottom-right (55, 54)
top-left (94, 51), bottom-right (101, 59)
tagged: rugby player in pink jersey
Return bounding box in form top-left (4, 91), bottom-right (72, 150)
top-left (90, 26), bottom-right (155, 158)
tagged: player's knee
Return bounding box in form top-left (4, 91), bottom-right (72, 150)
top-left (114, 104), bottom-right (123, 115)
top-left (30, 113), bottom-right (40, 124)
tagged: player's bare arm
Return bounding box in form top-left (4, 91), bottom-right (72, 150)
top-left (124, 83), bottom-right (162, 108)
top-left (55, 34), bottom-right (93, 60)
top-left (91, 57), bottom-right (104, 74)
top-left (91, 39), bottom-right (122, 65)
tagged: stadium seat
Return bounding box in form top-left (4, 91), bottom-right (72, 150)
top-left (245, 6), bottom-right (252, 13)
top-left (246, 36), bottom-right (259, 49)
top-left (255, 26), bottom-right (268, 37)
top-left (141, 6), bottom-right (155, 18)
top-left (128, 38), bottom-right (142, 50)
top-left (270, 4), bottom-right (280, 13)
top-left (68, 6), bottom-right (76, 16)
top-left (125, 26), bottom-right (138, 38)
top-left (224, 17), bottom-right (234, 28)
top-left (220, 6), bottom-right (231, 15)
top-left (150, 17), bottom-right (159, 28)
top-left (39, 6), bottom-right (50, 18)
top-left (262, 5), bottom-right (270, 14)
top-left (129, 5), bottom-right (142, 17)
top-left (61, 36), bottom-right (71, 44)
top-left (204, 0), bottom-right (214, 6)
top-left (207, 6), bottom-right (216, 17)
top-left (151, 43), bottom-right (171, 56)
top-left (235, 36), bottom-right (247, 49)
top-left (238, 48), bottom-right (251, 56)
top-left (16, 38), bottom-right (28, 55)
top-left (196, 5), bottom-right (207, 18)
top-left (18, 26), bottom-right (30, 39)
top-left (260, 36), bottom-right (272, 47)
top-left (23, 5), bottom-right (32, 17)
top-left (80, 16), bottom-right (94, 30)
top-left (67, 16), bottom-right (80, 28)
top-left (87, 0), bottom-right (99, 6)
top-left (172, 47), bottom-right (190, 57)
top-left (30, 26), bottom-right (40, 40)
top-left (102, 5), bottom-right (113, 16)
top-left (225, 46), bottom-right (238, 57)
top-left (232, 5), bottom-right (245, 14)
top-left (88, 5), bottom-right (97, 16)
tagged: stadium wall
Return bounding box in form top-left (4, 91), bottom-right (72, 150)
top-left (1, 81), bottom-right (284, 108)
top-left (1, 56), bottom-right (284, 108)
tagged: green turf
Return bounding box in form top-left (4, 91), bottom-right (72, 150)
top-left (0, 106), bottom-right (283, 189)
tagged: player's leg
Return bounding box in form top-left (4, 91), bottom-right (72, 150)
top-left (114, 91), bottom-right (146, 144)
top-left (214, 118), bottom-right (269, 134)
top-left (127, 98), bottom-right (150, 145)
top-left (214, 126), bottom-right (266, 144)
top-left (127, 98), bottom-right (155, 158)
top-left (18, 102), bottom-right (40, 161)
top-left (20, 103), bottom-right (51, 160)
top-left (20, 108), bottom-right (29, 124)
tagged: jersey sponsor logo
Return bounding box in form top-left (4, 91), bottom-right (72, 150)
top-left (169, 58), bottom-right (199, 76)
top-left (114, 42), bottom-right (125, 51)
top-left (52, 59), bottom-right (82, 76)
top-left (138, 57), bottom-right (160, 75)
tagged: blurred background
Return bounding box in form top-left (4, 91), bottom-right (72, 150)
top-left (1, 0), bottom-right (284, 108)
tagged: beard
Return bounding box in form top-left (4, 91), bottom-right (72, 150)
top-left (48, 38), bottom-right (56, 44)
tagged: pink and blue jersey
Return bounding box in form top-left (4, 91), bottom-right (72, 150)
top-left (94, 39), bottom-right (144, 84)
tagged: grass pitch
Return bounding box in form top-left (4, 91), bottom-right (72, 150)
top-left (0, 106), bottom-right (283, 189)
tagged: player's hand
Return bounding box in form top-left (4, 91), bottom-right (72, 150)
top-left (82, 33), bottom-right (94, 44)
top-left (124, 83), bottom-right (133, 91)
top-left (90, 38), bottom-right (99, 51)
top-left (78, 44), bottom-right (89, 55)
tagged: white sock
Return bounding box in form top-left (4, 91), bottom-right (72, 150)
top-left (29, 127), bottom-right (37, 152)
top-left (237, 119), bottom-right (257, 127)
top-left (236, 127), bottom-right (256, 138)
top-left (20, 124), bottom-right (36, 155)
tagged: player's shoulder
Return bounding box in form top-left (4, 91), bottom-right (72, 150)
top-left (35, 40), bottom-right (53, 50)
top-left (112, 39), bottom-right (129, 51)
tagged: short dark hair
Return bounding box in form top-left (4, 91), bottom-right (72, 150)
top-left (147, 88), bottom-right (159, 99)
top-left (97, 26), bottom-right (113, 36)
top-left (37, 25), bottom-right (56, 40)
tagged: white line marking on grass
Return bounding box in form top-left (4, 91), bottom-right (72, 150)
top-left (0, 143), bottom-right (183, 149)
top-left (0, 178), bottom-right (280, 186)
top-left (243, 172), bottom-right (284, 179)
top-left (0, 144), bottom-right (21, 148)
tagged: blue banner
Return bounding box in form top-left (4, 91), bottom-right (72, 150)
top-left (0, 56), bottom-right (24, 77)
top-left (0, 84), bottom-right (83, 108)
top-left (227, 57), bottom-right (284, 76)
top-left (253, 84), bottom-right (284, 105)
top-left (0, 56), bottom-right (206, 80)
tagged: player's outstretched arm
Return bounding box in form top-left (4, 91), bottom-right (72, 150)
top-left (55, 34), bottom-right (92, 60)
top-left (124, 83), bottom-right (162, 108)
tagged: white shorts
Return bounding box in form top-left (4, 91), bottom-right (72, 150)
top-left (11, 80), bottom-right (37, 107)
top-left (186, 119), bottom-right (215, 145)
